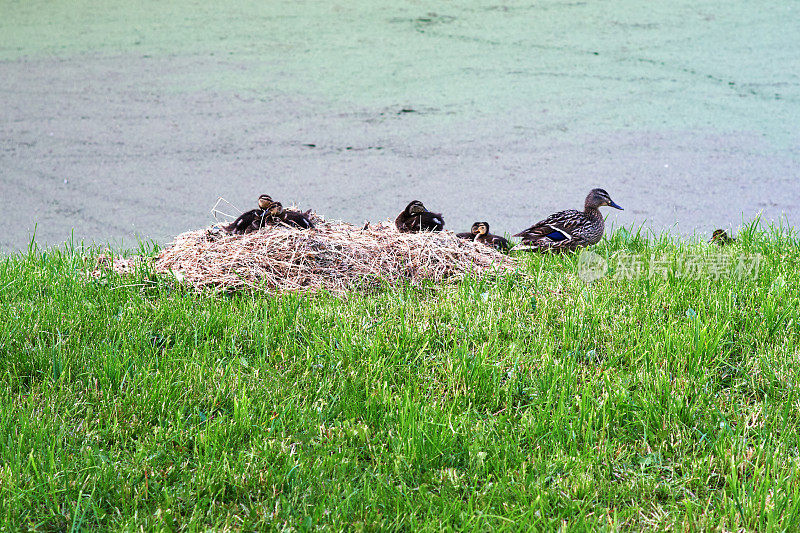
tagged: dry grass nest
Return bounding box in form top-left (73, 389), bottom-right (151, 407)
top-left (91, 212), bottom-right (518, 294)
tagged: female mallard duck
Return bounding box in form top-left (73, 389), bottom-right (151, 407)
top-left (514, 188), bottom-right (623, 252)
top-left (474, 222), bottom-right (511, 251)
top-left (456, 222), bottom-right (481, 240)
top-left (710, 229), bottom-right (735, 245)
top-left (395, 200), bottom-right (445, 233)
top-left (224, 194), bottom-right (273, 234)
top-left (270, 202), bottom-right (315, 229)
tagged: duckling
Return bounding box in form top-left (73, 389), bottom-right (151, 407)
top-left (514, 188), bottom-right (623, 252)
top-left (474, 222), bottom-right (511, 251)
top-left (247, 199), bottom-right (284, 232)
top-left (395, 200), bottom-right (445, 233)
top-left (710, 229), bottom-right (735, 245)
top-left (271, 202), bottom-right (315, 229)
top-left (224, 194), bottom-right (273, 234)
top-left (456, 222), bottom-right (481, 240)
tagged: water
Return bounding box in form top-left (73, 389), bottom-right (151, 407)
top-left (1, 0), bottom-right (798, 251)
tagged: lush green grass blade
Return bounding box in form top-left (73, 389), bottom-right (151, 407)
top-left (1, 224), bottom-right (799, 530)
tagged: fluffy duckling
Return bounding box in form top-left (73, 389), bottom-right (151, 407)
top-left (395, 200), bottom-right (445, 233)
top-left (474, 222), bottom-right (511, 251)
top-left (514, 188), bottom-right (623, 252)
top-left (247, 199), bottom-right (284, 232)
top-left (456, 222), bottom-right (481, 240)
top-left (224, 194), bottom-right (273, 234)
top-left (271, 202), bottom-right (315, 229)
top-left (710, 229), bottom-right (735, 245)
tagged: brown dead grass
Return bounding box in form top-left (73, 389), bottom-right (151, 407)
top-left (92, 216), bottom-right (517, 295)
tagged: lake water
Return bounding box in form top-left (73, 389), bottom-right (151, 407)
top-left (1, 1), bottom-right (798, 251)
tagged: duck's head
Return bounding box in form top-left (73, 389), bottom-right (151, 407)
top-left (469, 222), bottom-right (483, 235)
top-left (475, 222), bottom-right (490, 235)
top-left (586, 188), bottom-right (623, 210)
top-left (711, 229), bottom-right (732, 244)
top-left (267, 201), bottom-right (283, 216)
top-left (405, 200), bottom-right (426, 215)
top-left (257, 194), bottom-right (273, 209)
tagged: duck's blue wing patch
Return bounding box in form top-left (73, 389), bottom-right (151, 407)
top-left (545, 230), bottom-right (568, 241)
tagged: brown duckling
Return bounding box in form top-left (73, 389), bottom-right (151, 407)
top-left (395, 200), bottom-right (445, 233)
top-left (224, 194), bottom-right (273, 234)
top-left (710, 229), bottom-right (735, 245)
top-left (474, 222), bottom-right (511, 251)
top-left (456, 222), bottom-right (481, 240)
top-left (270, 202), bottom-right (315, 229)
top-left (247, 199), bottom-right (284, 232)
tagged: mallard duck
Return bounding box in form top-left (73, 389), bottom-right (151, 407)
top-left (395, 200), bottom-right (445, 233)
top-left (456, 222), bottom-right (481, 240)
top-left (474, 222), bottom-right (511, 251)
top-left (271, 202), bottom-right (315, 229)
top-left (514, 188), bottom-right (623, 252)
top-left (710, 229), bottom-right (735, 245)
top-left (224, 194), bottom-right (273, 234)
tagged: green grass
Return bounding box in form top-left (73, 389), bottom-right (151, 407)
top-left (1, 223), bottom-right (799, 531)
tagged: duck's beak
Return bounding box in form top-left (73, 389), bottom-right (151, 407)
top-left (609, 200), bottom-right (623, 210)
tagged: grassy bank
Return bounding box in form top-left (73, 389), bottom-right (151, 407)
top-left (1, 225), bottom-right (799, 531)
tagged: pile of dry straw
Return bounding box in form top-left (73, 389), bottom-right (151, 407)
top-left (94, 213), bottom-right (517, 294)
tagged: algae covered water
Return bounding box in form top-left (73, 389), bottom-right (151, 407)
top-left (1, 1), bottom-right (798, 250)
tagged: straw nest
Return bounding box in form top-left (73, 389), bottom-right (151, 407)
top-left (92, 214), bottom-right (517, 294)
